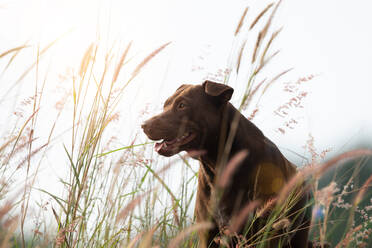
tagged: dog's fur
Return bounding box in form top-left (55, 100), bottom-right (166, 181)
top-left (142, 81), bottom-right (313, 247)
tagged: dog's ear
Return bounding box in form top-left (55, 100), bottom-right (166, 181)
top-left (203, 80), bottom-right (234, 102)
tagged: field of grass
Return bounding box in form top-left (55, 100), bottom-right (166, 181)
top-left (1, 1), bottom-right (372, 247)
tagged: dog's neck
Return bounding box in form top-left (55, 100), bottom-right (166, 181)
top-left (199, 102), bottom-right (264, 168)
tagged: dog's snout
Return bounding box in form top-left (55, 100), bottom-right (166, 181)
top-left (141, 122), bottom-right (150, 132)
top-left (142, 119), bottom-right (156, 136)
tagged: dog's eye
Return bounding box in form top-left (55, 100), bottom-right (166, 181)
top-left (178, 102), bottom-right (185, 109)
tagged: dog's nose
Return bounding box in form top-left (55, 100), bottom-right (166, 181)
top-left (141, 123), bottom-right (147, 130)
top-left (141, 122), bottom-right (151, 133)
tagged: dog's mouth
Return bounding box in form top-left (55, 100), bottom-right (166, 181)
top-left (154, 132), bottom-right (196, 156)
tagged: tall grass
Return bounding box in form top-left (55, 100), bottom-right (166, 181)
top-left (1, 1), bottom-right (372, 248)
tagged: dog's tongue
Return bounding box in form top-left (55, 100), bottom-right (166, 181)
top-left (155, 141), bottom-right (165, 152)
top-left (155, 139), bottom-right (178, 152)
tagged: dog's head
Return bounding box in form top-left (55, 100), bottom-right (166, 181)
top-left (142, 80), bottom-right (234, 156)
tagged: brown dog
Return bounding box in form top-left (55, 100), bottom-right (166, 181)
top-left (142, 81), bottom-right (313, 247)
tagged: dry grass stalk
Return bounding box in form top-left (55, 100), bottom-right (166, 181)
top-left (252, 1), bottom-right (282, 64)
top-left (251, 32), bottom-right (263, 64)
top-left (0, 136), bottom-right (17, 154)
top-left (11, 137), bottom-right (39, 159)
top-left (353, 173), bottom-right (372, 206)
top-left (0, 45), bottom-right (29, 58)
top-left (15, 143), bottom-right (48, 169)
top-left (316, 181), bottom-right (338, 208)
top-left (229, 200), bottom-right (261, 233)
top-left (138, 224), bottom-right (159, 248)
top-left (335, 225), bottom-right (362, 248)
top-left (127, 232), bottom-right (144, 248)
top-left (51, 207), bottom-right (60, 226)
top-left (251, 67), bottom-right (292, 110)
top-left (79, 43), bottom-right (95, 77)
top-left (255, 49), bottom-right (280, 74)
top-left (245, 78), bottom-right (266, 106)
top-left (0, 202), bottom-right (12, 220)
top-left (236, 40), bottom-right (247, 73)
top-left (263, 0), bottom-right (282, 32)
top-left (272, 218), bottom-right (290, 230)
top-left (315, 149), bottom-right (372, 177)
top-left (0, 215), bottom-right (18, 248)
top-left (248, 108), bottom-right (259, 121)
top-left (112, 42), bottom-right (132, 83)
top-left (218, 150), bottom-right (249, 188)
top-left (168, 222), bottom-right (214, 248)
top-left (261, 68), bottom-right (293, 95)
top-left (259, 27), bottom-right (283, 66)
top-left (234, 7), bottom-right (249, 36)
top-left (172, 197), bottom-right (180, 227)
top-left (115, 190), bottom-right (151, 224)
top-left (249, 3), bottom-right (274, 30)
top-left (256, 197), bottom-right (277, 218)
top-left (11, 35), bottom-right (62, 88)
top-left (55, 228), bottom-right (65, 247)
top-left (1, 44), bottom-right (26, 76)
top-left (6, 108), bottom-right (41, 163)
top-left (131, 42), bottom-right (171, 78)
top-left (277, 170), bottom-right (307, 205)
